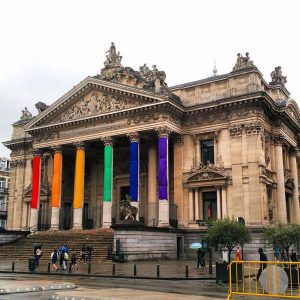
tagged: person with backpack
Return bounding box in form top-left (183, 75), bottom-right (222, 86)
top-left (50, 249), bottom-right (58, 271)
top-left (62, 251), bottom-right (69, 271)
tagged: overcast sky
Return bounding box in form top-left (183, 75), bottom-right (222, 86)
top-left (1, 0), bottom-right (299, 157)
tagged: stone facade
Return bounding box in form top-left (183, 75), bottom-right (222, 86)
top-left (3, 46), bottom-right (300, 259)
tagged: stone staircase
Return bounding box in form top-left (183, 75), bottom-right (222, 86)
top-left (0, 229), bottom-right (114, 262)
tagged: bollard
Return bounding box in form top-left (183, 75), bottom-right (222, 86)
top-left (112, 263), bottom-right (115, 276)
top-left (185, 265), bottom-right (189, 278)
top-left (12, 261), bottom-right (15, 272)
top-left (156, 264), bottom-right (160, 278)
top-left (134, 264), bottom-right (137, 277)
top-left (69, 263), bottom-right (72, 274)
top-left (209, 248), bottom-right (213, 275)
top-left (47, 262), bottom-right (51, 273)
top-left (88, 263), bottom-right (91, 274)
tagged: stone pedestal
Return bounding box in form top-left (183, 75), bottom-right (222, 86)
top-left (73, 207), bottom-right (83, 230)
top-left (50, 207), bottom-right (60, 230)
top-left (102, 201), bottom-right (112, 228)
top-left (158, 200), bottom-right (169, 227)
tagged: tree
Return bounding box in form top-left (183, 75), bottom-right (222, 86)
top-left (264, 223), bottom-right (300, 258)
top-left (208, 218), bottom-right (251, 262)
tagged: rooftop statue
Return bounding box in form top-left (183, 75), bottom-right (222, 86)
top-left (270, 66), bottom-right (287, 86)
top-left (232, 52), bottom-right (255, 71)
top-left (20, 107), bottom-right (32, 120)
top-left (103, 42), bottom-right (122, 68)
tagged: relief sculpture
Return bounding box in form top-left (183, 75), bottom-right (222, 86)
top-left (58, 92), bottom-right (142, 121)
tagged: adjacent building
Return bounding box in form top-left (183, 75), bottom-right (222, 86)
top-left (3, 44), bottom-right (300, 258)
top-left (0, 157), bottom-right (10, 228)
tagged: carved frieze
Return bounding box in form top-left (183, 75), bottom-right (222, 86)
top-left (128, 113), bottom-right (181, 126)
top-left (58, 92), bottom-right (142, 122)
top-left (183, 156), bottom-right (229, 183)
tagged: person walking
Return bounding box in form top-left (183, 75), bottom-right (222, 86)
top-left (71, 252), bottom-right (79, 270)
top-left (86, 244), bottom-right (94, 263)
top-left (50, 249), bottom-right (58, 271)
top-left (79, 244), bottom-right (86, 263)
top-left (62, 251), bottom-right (69, 271)
top-left (256, 248), bottom-right (268, 281)
top-left (35, 247), bottom-right (43, 267)
top-left (197, 248), bottom-right (206, 269)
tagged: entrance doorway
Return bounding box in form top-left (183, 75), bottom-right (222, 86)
top-left (61, 203), bottom-right (72, 230)
top-left (203, 191), bottom-right (217, 221)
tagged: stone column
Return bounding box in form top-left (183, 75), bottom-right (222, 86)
top-left (30, 151), bottom-right (42, 231)
top-left (188, 189), bottom-right (194, 222)
top-left (221, 187), bottom-right (227, 218)
top-left (217, 187), bottom-right (221, 219)
top-left (102, 137), bottom-right (113, 228)
top-left (289, 147), bottom-right (300, 223)
top-left (50, 146), bottom-right (63, 230)
top-left (193, 135), bottom-right (200, 165)
top-left (147, 143), bottom-right (157, 226)
top-left (156, 127), bottom-right (170, 227)
top-left (72, 142), bottom-right (85, 230)
top-left (273, 135), bottom-right (287, 223)
top-left (127, 132), bottom-right (140, 219)
top-left (199, 190), bottom-right (203, 220)
top-left (194, 188), bottom-right (199, 220)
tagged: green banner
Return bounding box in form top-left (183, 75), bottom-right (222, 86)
top-left (103, 145), bottom-right (112, 202)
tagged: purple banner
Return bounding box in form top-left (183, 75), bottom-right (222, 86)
top-left (158, 137), bottom-right (168, 200)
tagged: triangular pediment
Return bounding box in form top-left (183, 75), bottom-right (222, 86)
top-left (25, 77), bottom-right (165, 130)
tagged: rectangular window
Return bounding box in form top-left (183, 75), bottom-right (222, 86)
top-left (201, 139), bottom-right (214, 165)
top-left (0, 179), bottom-right (4, 191)
top-left (203, 191), bottom-right (217, 221)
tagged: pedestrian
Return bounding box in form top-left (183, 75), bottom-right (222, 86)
top-left (197, 248), bottom-right (206, 269)
top-left (290, 249), bottom-right (298, 262)
top-left (274, 245), bottom-right (280, 261)
top-left (86, 244), bottom-right (94, 262)
top-left (256, 248), bottom-right (267, 281)
top-left (62, 251), bottom-right (69, 271)
top-left (35, 247), bottom-right (43, 267)
top-left (50, 249), bottom-right (58, 271)
top-left (71, 252), bottom-right (79, 270)
top-left (79, 244), bottom-right (86, 263)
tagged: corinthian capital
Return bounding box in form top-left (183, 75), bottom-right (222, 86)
top-left (74, 142), bottom-right (85, 150)
top-left (289, 146), bottom-right (299, 156)
top-left (127, 132), bottom-right (140, 143)
top-left (101, 137), bottom-right (114, 147)
top-left (244, 123), bottom-right (264, 135)
top-left (52, 145), bottom-right (62, 154)
top-left (156, 126), bottom-right (171, 138)
top-left (271, 134), bottom-right (284, 145)
top-left (229, 125), bottom-right (243, 137)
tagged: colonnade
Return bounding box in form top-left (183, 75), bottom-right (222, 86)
top-left (29, 129), bottom-right (171, 230)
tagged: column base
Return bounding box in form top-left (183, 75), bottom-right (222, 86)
top-left (158, 200), bottom-right (169, 227)
top-left (50, 207), bottom-right (60, 230)
top-left (73, 207), bottom-right (83, 230)
top-left (102, 202), bottom-right (112, 228)
top-left (29, 208), bottom-right (39, 232)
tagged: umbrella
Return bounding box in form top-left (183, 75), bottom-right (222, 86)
top-left (32, 243), bottom-right (43, 248)
top-left (189, 242), bottom-right (202, 249)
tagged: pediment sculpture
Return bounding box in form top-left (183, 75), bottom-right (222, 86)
top-left (183, 156), bottom-right (230, 183)
top-left (97, 42), bottom-right (168, 92)
top-left (232, 52), bottom-right (256, 71)
top-left (23, 184), bottom-right (50, 199)
top-left (57, 91), bottom-right (143, 122)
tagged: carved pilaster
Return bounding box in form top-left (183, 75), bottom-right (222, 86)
top-left (127, 132), bottom-right (140, 143)
top-left (101, 137), bottom-right (114, 147)
top-left (229, 125), bottom-right (243, 137)
top-left (156, 126), bottom-right (171, 138)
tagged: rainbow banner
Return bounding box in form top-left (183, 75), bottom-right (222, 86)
top-left (31, 155), bottom-right (41, 209)
top-left (129, 141), bottom-right (139, 201)
top-left (73, 148), bottom-right (85, 209)
top-left (103, 145), bottom-right (112, 202)
top-left (158, 137), bottom-right (168, 200)
top-left (51, 151), bottom-right (62, 208)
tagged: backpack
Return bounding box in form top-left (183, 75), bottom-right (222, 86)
top-left (64, 252), bottom-right (69, 260)
top-left (52, 252), bottom-right (58, 261)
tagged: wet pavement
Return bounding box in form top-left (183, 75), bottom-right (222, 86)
top-left (0, 259), bottom-right (214, 279)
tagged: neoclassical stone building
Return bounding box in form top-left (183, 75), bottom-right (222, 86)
top-left (3, 44), bottom-right (300, 258)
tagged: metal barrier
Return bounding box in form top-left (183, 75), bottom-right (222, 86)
top-left (227, 260), bottom-right (300, 299)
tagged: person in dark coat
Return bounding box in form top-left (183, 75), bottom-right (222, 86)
top-left (257, 248), bottom-right (268, 280)
top-left (197, 248), bottom-right (206, 269)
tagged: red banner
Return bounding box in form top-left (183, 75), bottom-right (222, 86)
top-left (31, 156), bottom-right (41, 209)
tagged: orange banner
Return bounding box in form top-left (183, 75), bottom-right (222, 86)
top-left (51, 151), bottom-right (62, 207)
top-left (73, 149), bottom-right (85, 209)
